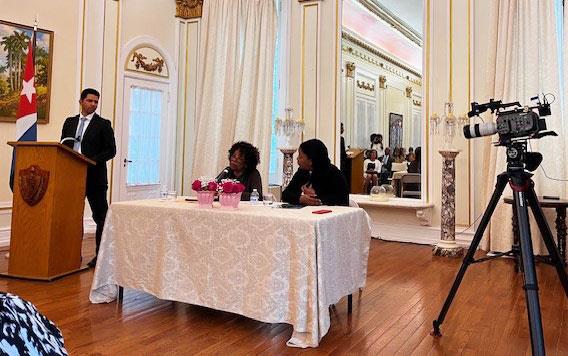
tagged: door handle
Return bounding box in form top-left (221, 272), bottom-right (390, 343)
top-left (123, 158), bottom-right (133, 167)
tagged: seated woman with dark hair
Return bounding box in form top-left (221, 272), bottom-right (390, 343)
top-left (363, 149), bottom-right (381, 194)
top-left (225, 141), bottom-right (263, 200)
top-left (408, 146), bottom-right (421, 173)
top-left (282, 139), bottom-right (349, 206)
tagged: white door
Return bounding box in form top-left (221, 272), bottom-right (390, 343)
top-left (117, 77), bottom-right (170, 201)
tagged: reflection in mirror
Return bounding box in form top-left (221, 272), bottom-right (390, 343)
top-left (340, 0), bottom-right (424, 199)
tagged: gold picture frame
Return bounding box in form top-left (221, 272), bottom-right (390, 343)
top-left (0, 20), bottom-right (54, 124)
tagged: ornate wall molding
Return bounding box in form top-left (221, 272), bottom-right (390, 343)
top-left (175, 0), bottom-right (203, 19)
top-left (342, 30), bottom-right (422, 85)
top-left (378, 75), bottom-right (387, 89)
top-left (405, 86), bottom-right (413, 98)
top-left (126, 47), bottom-right (169, 78)
top-left (413, 99), bottom-right (422, 107)
top-left (132, 52), bottom-right (164, 73)
top-left (345, 62), bottom-right (356, 78)
top-left (356, 80), bottom-right (375, 92)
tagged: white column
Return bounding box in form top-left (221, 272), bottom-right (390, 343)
top-left (344, 62), bottom-right (355, 146)
top-left (377, 75), bottom-right (387, 141)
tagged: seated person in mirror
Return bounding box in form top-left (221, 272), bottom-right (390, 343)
top-left (379, 147), bottom-right (393, 185)
top-left (406, 147), bottom-right (415, 162)
top-left (363, 149), bottom-right (381, 194)
top-left (221, 141), bottom-right (263, 201)
top-left (408, 146), bottom-right (421, 174)
top-left (282, 139), bottom-right (349, 206)
top-left (393, 147), bottom-right (407, 163)
top-left (370, 133), bottom-right (384, 158)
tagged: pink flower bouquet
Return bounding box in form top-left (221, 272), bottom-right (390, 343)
top-left (218, 179), bottom-right (245, 194)
top-left (191, 178), bottom-right (218, 192)
top-left (192, 177), bottom-right (217, 208)
top-left (218, 179), bottom-right (245, 208)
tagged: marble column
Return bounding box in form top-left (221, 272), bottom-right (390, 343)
top-left (433, 149), bottom-right (463, 257)
top-left (281, 148), bottom-right (297, 189)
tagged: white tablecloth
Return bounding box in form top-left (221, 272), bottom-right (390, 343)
top-left (89, 199), bottom-right (371, 348)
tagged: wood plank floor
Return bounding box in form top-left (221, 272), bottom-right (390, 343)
top-left (1, 238), bottom-right (567, 355)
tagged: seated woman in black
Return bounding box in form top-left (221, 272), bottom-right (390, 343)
top-left (282, 139), bottom-right (349, 206)
top-left (225, 141), bottom-right (263, 200)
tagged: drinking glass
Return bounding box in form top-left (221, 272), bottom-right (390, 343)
top-left (263, 193), bottom-right (274, 206)
top-left (167, 190), bottom-right (177, 201)
top-left (160, 185), bottom-right (168, 201)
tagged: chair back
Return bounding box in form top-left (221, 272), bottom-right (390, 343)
top-left (400, 173), bottom-right (421, 198)
top-left (392, 162), bottom-right (408, 172)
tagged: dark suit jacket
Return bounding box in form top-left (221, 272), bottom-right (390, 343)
top-left (282, 164), bottom-right (349, 206)
top-left (61, 114), bottom-right (116, 188)
top-left (379, 155), bottom-right (393, 173)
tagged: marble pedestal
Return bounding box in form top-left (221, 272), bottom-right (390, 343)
top-left (433, 149), bottom-right (463, 257)
top-left (280, 148), bottom-right (297, 189)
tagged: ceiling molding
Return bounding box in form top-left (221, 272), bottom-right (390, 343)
top-left (358, 0), bottom-right (423, 47)
top-left (342, 29), bottom-right (422, 81)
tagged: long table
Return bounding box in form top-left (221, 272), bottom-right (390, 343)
top-left (89, 199), bottom-right (371, 348)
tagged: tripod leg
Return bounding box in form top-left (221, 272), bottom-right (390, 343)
top-left (513, 189), bottom-right (545, 356)
top-left (526, 186), bottom-right (568, 297)
top-left (432, 173), bottom-right (509, 336)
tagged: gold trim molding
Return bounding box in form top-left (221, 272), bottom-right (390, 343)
top-left (379, 75), bottom-right (386, 88)
top-left (131, 52), bottom-right (165, 73)
top-left (345, 62), bottom-right (356, 78)
top-left (413, 99), bottom-right (422, 106)
top-left (175, 0), bottom-right (203, 19)
top-left (126, 47), bottom-right (169, 78)
top-left (405, 86), bottom-right (413, 98)
top-left (356, 80), bottom-right (375, 92)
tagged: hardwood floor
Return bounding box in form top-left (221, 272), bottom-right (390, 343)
top-left (1, 238), bottom-right (567, 355)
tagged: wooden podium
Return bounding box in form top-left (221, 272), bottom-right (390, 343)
top-left (5, 142), bottom-right (95, 280)
top-left (347, 148), bottom-right (365, 194)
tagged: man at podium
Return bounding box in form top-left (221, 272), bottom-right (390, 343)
top-left (61, 89), bottom-right (116, 268)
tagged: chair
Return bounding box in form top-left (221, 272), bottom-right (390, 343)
top-left (391, 161), bottom-right (409, 172)
top-left (400, 173), bottom-right (421, 198)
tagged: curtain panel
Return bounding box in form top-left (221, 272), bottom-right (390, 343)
top-left (192, 0), bottom-right (277, 187)
top-left (480, 0), bottom-right (567, 253)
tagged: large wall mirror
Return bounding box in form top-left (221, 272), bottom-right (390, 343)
top-left (340, 0), bottom-right (424, 199)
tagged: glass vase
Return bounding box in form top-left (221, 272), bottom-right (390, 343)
top-left (219, 192), bottom-right (242, 209)
top-left (196, 191), bottom-right (215, 208)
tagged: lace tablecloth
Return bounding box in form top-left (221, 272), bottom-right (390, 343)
top-left (89, 199), bottom-right (371, 348)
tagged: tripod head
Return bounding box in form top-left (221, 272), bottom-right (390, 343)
top-left (506, 140), bottom-right (542, 173)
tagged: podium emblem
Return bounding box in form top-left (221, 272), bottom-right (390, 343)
top-left (19, 165), bottom-right (50, 206)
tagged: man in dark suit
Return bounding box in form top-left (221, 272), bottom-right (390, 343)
top-left (379, 147), bottom-right (393, 185)
top-left (61, 88), bottom-right (116, 267)
top-left (339, 123), bottom-right (351, 191)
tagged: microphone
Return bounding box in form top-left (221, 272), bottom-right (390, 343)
top-left (215, 167), bottom-right (232, 182)
top-left (463, 122), bottom-right (497, 139)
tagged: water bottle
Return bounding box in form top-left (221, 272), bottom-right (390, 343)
top-left (250, 189), bottom-right (259, 204)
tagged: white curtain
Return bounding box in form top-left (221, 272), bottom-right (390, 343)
top-left (192, 0), bottom-right (277, 184)
top-left (480, 0), bottom-right (567, 253)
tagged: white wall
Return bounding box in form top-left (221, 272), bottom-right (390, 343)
top-left (0, 0), bottom-right (180, 246)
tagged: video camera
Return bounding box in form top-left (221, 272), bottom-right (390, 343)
top-left (463, 95), bottom-right (556, 146)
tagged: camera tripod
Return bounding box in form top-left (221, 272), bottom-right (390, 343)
top-left (431, 143), bottom-right (568, 356)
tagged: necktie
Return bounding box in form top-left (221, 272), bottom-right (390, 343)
top-left (74, 117), bottom-right (87, 152)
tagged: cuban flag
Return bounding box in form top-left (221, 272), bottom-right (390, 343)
top-left (9, 33), bottom-right (37, 191)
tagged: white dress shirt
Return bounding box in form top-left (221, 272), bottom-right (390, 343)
top-left (75, 112), bottom-right (94, 154)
